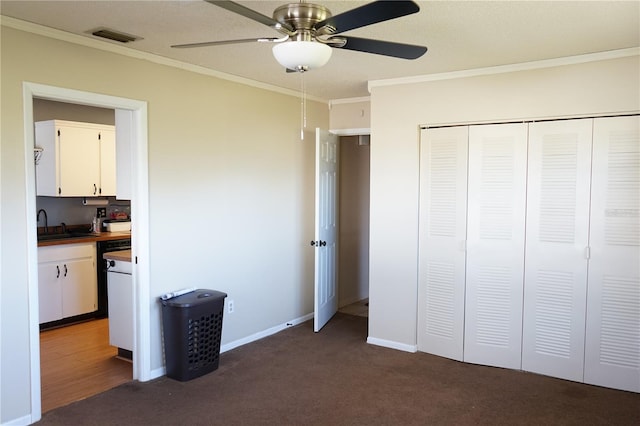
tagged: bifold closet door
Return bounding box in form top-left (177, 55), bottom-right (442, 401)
top-left (584, 115), bottom-right (640, 392)
top-left (417, 126), bottom-right (468, 361)
top-left (464, 123), bottom-right (527, 369)
top-left (522, 118), bottom-right (593, 382)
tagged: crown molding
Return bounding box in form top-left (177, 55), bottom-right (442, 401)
top-left (329, 96), bottom-right (371, 107)
top-left (368, 47), bottom-right (640, 92)
top-left (1, 15), bottom-right (328, 104)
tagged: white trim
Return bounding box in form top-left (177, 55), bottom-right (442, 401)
top-left (22, 83), bottom-right (42, 426)
top-left (2, 414), bottom-right (33, 426)
top-left (329, 97), bottom-right (371, 107)
top-left (421, 111), bottom-right (640, 130)
top-left (367, 336), bottom-right (418, 353)
top-left (0, 16), bottom-right (327, 104)
top-left (330, 128), bottom-right (371, 136)
top-left (368, 47), bottom-right (640, 91)
top-left (221, 313), bottom-right (314, 353)
top-left (23, 82), bottom-right (150, 423)
top-left (145, 312), bottom-right (316, 380)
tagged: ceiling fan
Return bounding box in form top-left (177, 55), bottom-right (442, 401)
top-left (172, 0), bottom-right (428, 72)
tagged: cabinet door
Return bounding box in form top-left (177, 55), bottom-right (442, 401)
top-left (417, 126), bottom-right (468, 361)
top-left (464, 123), bottom-right (527, 369)
top-left (522, 119), bottom-right (593, 382)
top-left (38, 262), bottom-right (63, 324)
top-left (99, 128), bottom-right (117, 196)
top-left (58, 125), bottom-right (101, 196)
top-left (61, 257), bottom-right (98, 318)
top-left (584, 115), bottom-right (640, 392)
top-left (108, 271), bottom-right (134, 351)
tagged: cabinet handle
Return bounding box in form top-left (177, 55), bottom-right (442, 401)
top-left (56, 265), bottom-right (60, 278)
top-left (93, 184), bottom-right (97, 195)
top-left (64, 264), bottom-right (68, 277)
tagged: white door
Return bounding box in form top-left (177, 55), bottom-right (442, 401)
top-left (522, 119), bottom-right (593, 382)
top-left (584, 115), bottom-right (640, 392)
top-left (417, 126), bottom-right (468, 361)
top-left (314, 128), bottom-right (339, 332)
top-left (464, 123), bottom-right (528, 369)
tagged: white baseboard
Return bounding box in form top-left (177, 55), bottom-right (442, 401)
top-left (221, 312), bottom-right (314, 353)
top-left (2, 413), bottom-right (34, 425)
top-left (367, 336), bottom-right (417, 353)
top-left (145, 313), bottom-right (314, 383)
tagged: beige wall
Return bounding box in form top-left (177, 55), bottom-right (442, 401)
top-left (338, 136), bottom-right (370, 306)
top-left (368, 55), bottom-right (640, 349)
top-left (330, 100), bottom-right (371, 132)
top-left (1, 24), bottom-right (328, 423)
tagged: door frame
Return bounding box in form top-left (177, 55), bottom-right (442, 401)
top-left (23, 82), bottom-right (150, 421)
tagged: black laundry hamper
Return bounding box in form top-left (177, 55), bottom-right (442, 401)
top-left (160, 289), bottom-right (227, 381)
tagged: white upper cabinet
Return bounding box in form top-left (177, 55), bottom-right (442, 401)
top-left (99, 127), bottom-right (116, 197)
top-left (114, 109), bottom-right (132, 200)
top-left (35, 120), bottom-right (116, 197)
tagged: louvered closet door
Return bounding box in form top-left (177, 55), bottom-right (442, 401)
top-left (417, 126), bottom-right (468, 361)
top-left (584, 115), bottom-right (640, 392)
top-left (522, 119), bottom-right (593, 382)
top-left (464, 123), bottom-right (528, 369)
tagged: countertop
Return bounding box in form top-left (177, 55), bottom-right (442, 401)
top-left (37, 231), bottom-right (132, 247)
top-left (103, 249), bottom-right (132, 262)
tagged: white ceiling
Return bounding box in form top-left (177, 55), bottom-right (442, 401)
top-left (1, 1), bottom-right (639, 101)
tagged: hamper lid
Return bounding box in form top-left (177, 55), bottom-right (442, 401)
top-left (161, 289), bottom-right (227, 307)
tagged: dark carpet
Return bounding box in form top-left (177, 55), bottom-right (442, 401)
top-left (37, 313), bottom-right (639, 425)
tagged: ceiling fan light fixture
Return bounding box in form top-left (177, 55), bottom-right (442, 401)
top-left (272, 41), bottom-right (332, 71)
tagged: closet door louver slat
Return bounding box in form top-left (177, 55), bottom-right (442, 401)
top-left (522, 119), bottom-right (593, 382)
top-left (584, 116), bottom-right (640, 392)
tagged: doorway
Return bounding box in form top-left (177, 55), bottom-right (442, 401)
top-left (23, 82), bottom-right (149, 420)
top-left (337, 135), bottom-right (370, 317)
top-left (33, 99), bottom-right (133, 412)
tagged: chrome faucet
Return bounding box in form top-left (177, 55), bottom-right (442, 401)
top-left (61, 222), bottom-right (67, 234)
top-left (37, 209), bottom-right (48, 234)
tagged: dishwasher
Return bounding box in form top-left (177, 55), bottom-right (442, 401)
top-left (104, 251), bottom-right (133, 360)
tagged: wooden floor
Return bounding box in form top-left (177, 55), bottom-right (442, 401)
top-left (40, 318), bottom-right (132, 413)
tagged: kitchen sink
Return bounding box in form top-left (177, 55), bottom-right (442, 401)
top-left (38, 232), bottom-right (95, 241)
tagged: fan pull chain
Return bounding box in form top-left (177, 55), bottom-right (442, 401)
top-left (300, 72), bottom-right (307, 140)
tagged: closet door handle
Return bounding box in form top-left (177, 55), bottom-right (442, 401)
top-left (93, 184), bottom-right (98, 195)
top-left (56, 265), bottom-right (60, 278)
top-left (64, 264), bottom-right (68, 277)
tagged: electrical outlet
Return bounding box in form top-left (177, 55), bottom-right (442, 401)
top-left (227, 300), bottom-right (234, 314)
top-left (96, 207), bottom-right (107, 218)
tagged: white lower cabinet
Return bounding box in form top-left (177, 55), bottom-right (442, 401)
top-left (38, 243), bottom-right (97, 324)
top-left (418, 115), bottom-right (640, 393)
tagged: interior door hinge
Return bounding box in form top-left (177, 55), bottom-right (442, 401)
top-left (585, 246), bottom-right (591, 260)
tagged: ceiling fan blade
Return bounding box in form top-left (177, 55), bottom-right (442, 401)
top-left (335, 36), bottom-right (427, 60)
top-left (205, 0), bottom-right (293, 34)
top-left (314, 1), bottom-right (419, 35)
top-left (172, 37), bottom-right (285, 49)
